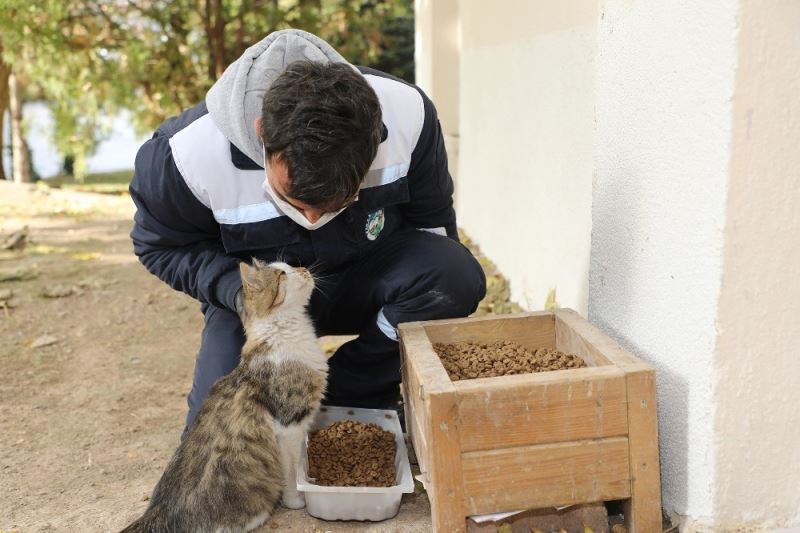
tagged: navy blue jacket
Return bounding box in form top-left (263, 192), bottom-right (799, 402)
top-left (129, 67), bottom-right (457, 312)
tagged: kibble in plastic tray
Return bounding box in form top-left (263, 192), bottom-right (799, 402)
top-left (296, 405), bottom-right (415, 521)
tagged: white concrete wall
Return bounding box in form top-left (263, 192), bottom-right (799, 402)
top-left (712, 0), bottom-right (800, 529)
top-left (421, 0), bottom-right (800, 528)
top-left (590, 0), bottom-right (738, 522)
top-left (456, 0), bottom-right (597, 313)
top-left (414, 0), bottom-right (461, 182)
top-left (414, 0), bottom-right (459, 137)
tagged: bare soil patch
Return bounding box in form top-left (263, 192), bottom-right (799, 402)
top-left (0, 182), bottom-right (430, 532)
top-left (433, 340), bottom-right (586, 381)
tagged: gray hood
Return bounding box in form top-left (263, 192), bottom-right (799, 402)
top-left (206, 29), bottom-right (349, 166)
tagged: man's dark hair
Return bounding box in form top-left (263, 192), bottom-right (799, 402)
top-left (260, 61), bottom-right (383, 211)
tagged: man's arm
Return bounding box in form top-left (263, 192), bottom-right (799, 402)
top-left (401, 90), bottom-right (458, 240)
top-left (129, 133), bottom-right (242, 311)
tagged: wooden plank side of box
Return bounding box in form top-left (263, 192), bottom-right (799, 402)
top-left (407, 392), bottom-right (430, 471)
top-left (461, 437), bottom-right (632, 515)
top-left (400, 322), bottom-right (454, 393)
top-left (554, 312), bottom-right (614, 366)
top-left (555, 309), bottom-right (642, 368)
top-left (454, 366), bottom-right (629, 452)
top-left (423, 312), bottom-right (557, 351)
top-left (400, 330), bottom-right (431, 472)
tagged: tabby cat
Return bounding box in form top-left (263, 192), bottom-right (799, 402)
top-left (121, 260), bottom-right (327, 532)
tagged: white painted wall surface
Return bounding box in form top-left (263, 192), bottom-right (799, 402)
top-left (414, 0), bottom-right (461, 184)
top-left (712, 0), bottom-right (800, 529)
top-left (414, 0), bottom-right (459, 137)
top-left (419, 0), bottom-right (800, 528)
top-left (590, 0), bottom-right (738, 522)
top-left (456, 0), bottom-right (596, 313)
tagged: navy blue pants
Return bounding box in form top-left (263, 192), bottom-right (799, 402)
top-left (184, 230), bottom-right (486, 430)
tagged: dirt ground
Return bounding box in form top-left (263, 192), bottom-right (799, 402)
top-left (0, 182), bottom-right (432, 532)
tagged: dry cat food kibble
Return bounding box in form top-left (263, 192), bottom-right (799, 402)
top-left (307, 420), bottom-right (397, 487)
top-left (433, 340), bottom-right (587, 381)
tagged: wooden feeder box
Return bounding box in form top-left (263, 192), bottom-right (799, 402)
top-left (399, 309), bottom-right (661, 533)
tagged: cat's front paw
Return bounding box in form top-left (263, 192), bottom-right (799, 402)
top-left (281, 490), bottom-right (306, 510)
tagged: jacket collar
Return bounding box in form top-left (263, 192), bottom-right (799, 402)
top-left (230, 142), bottom-right (264, 170)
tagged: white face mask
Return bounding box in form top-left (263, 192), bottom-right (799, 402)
top-left (262, 146), bottom-right (351, 231)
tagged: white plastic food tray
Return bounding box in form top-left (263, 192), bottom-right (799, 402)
top-left (296, 405), bottom-right (415, 521)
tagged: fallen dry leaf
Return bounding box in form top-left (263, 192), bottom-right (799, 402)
top-left (31, 334), bottom-right (59, 349)
top-left (2, 225), bottom-right (28, 251)
top-left (544, 287), bottom-right (559, 311)
top-left (40, 284), bottom-right (77, 298)
top-left (0, 268), bottom-right (37, 282)
top-left (460, 229), bottom-right (524, 317)
top-left (0, 291), bottom-right (17, 313)
top-left (71, 252), bottom-right (101, 261)
top-left (77, 276), bottom-right (117, 289)
top-left (28, 244), bottom-right (68, 256)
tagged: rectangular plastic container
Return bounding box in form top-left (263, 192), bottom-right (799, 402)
top-left (296, 405), bottom-right (415, 521)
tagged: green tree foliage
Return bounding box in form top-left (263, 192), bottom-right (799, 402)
top-left (0, 1), bottom-right (127, 179)
top-left (0, 0), bottom-right (413, 179)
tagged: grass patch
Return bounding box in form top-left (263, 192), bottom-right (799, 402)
top-left (45, 170), bottom-right (133, 195)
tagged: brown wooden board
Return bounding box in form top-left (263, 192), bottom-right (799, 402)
top-left (399, 323), bottom-right (453, 393)
top-left (554, 309), bottom-right (641, 367)
top-left (461, 437), bottom-right (632, 515)
top-left (454, 366), bottom-right (629, 452)
top-left (554, 313), bottom-right (613, 366)
top-left (422, 312), bottom-right (557, 351)
top-left (400, 332), bottom-right (430, 473)
top-left (623, 366), bottom-right (662, 533)
top-left (426, 391), bottom-right (468, 532)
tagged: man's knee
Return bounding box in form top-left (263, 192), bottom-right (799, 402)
top-left (388, 234), bottom-right (486, 322)
top-left (433, 237), bottom-right (486, 310)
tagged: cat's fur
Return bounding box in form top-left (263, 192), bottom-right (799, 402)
top-left (121, 261), bottom-right (327, 533)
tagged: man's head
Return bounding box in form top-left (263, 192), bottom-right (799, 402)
top-left (257, 61), bottom-right (383, 223)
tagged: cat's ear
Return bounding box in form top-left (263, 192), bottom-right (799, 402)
top-left (268, 271), bottom-right (287, 308)
top-left (252, 258), bottom-right (269, 270)
top-left (239, 262), bottom-right (259, 289)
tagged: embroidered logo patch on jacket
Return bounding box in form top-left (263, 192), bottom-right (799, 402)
top-left (365, 209), bottom-right (385, 241)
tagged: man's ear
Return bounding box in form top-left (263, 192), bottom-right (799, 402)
top-left (254, 117), bottom-right (262, 137)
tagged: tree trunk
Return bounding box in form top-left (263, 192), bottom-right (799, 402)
top-left (212, 0), bottom-right (226, 78)
top-left (204, 0), bottom-right (227, 81)
top-left (235, 3), bottom-right (245, 57)
top-left (0, 46), bottom-right (10, 181)
top-left (203, 0), bottom-right (215, 82)
top-left (8, 71), bottom-right (30, 184)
